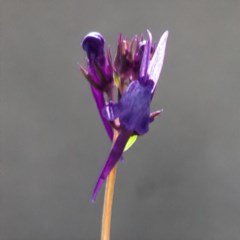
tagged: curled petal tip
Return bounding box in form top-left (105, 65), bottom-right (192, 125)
top-left (82, 32), bottom-right (105, 46)
top-left (82, 32), bottom-right (105, 61)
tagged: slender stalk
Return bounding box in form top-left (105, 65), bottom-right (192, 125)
top-left (101, 130), bottom-right (118, 240)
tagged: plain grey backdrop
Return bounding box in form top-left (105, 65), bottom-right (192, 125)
top-left (1, 0), bottom-right (240, 239)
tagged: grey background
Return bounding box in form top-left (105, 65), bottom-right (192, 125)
top-left (1, 0), bottom-right (240, 239)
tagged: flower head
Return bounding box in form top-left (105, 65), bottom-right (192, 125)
top-left (80, 30), bottom-right (168, 201)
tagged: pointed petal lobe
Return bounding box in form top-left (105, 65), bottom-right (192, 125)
top-left (139, 30), bottom-right (152, 83)
top-left (91, 129), bottom-right (132, 202)
top-left (91, 87), bottom-right (113, 140)
top-left (148, 31), bottom-right (169, 93)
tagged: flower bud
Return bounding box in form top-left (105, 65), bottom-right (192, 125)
top-left (81, 32), bottom-right (113, 97)
top-left (82, 32), bottom-right (105, 63)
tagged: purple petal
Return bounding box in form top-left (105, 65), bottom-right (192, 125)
top-left (82, 32), bottom-right (105, 63)
top-left (82, 32), bottom-right (113, 89)
top-left (91, 87), bottom-right (113, 140)
top-left (102, 101), bottom-right (120, 121)
top-left (92, 129), bottom-right (132, 202)
top-left (117, 80), bottom-right (153, 135)
top-left (139, 30), bottom-right (152, 83)
top-left (148, 31), bottom-right (169, 93)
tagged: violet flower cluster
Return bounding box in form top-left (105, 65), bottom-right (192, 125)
top-left (80, 30), bottom-right (168, 202)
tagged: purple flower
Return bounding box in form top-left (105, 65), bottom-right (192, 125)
top-left (80, 32), bottom-right (114, 140)
top-left (91, 30), bottom-right (169, 202)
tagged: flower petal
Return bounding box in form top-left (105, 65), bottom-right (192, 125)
top-left (102, 101), bottom-right (120, 121)
top-left (82, 32), bottom-right (105, 63)
top-left (91, 129), bottom-right (132, 202)
top-left (117, 80), bottom-right (153, 135)
top-left (148, 31), bottom-right (169, 93)
top-left (91, 87), bottom-right (113, 140)
top-left (139, 30), bottom-right (152, 83)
